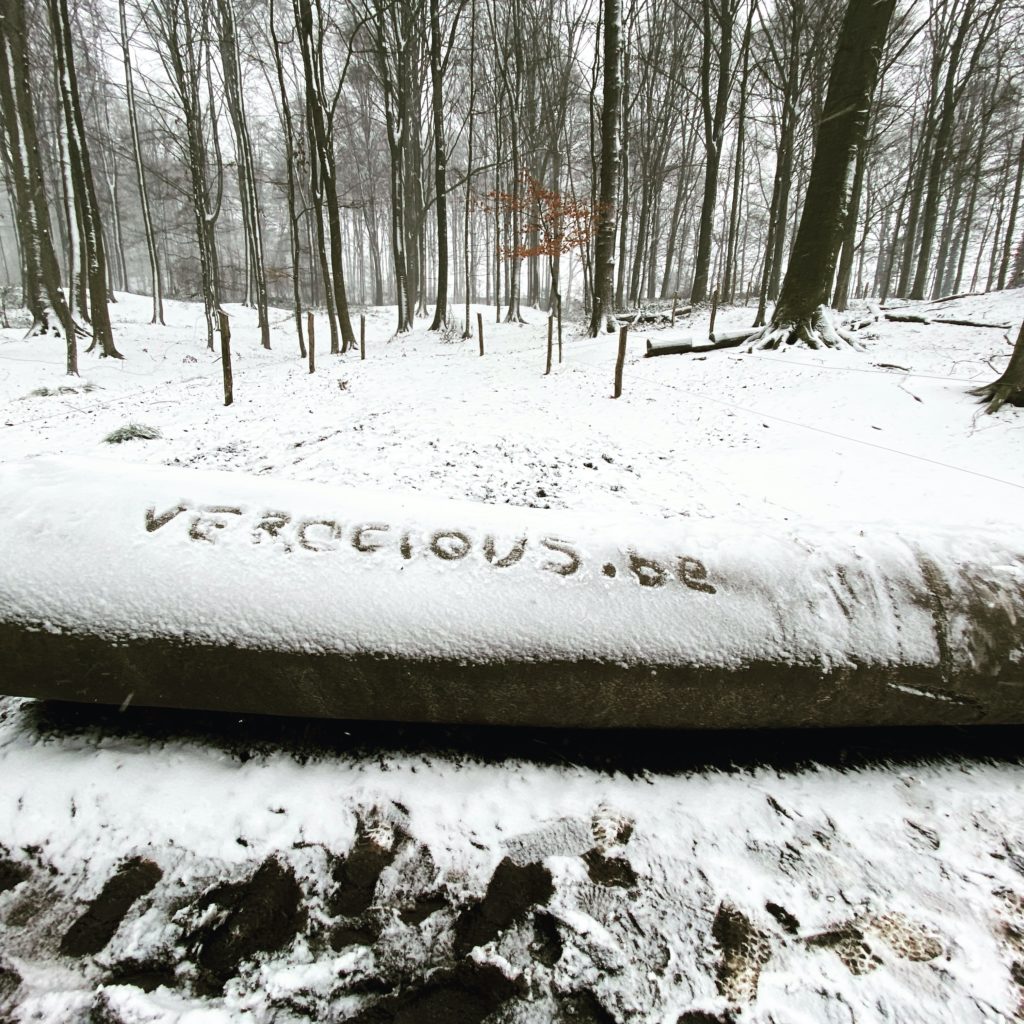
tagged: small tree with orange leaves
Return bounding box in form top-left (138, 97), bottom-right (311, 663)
top-left (486, 173), bottom-right (594, 323)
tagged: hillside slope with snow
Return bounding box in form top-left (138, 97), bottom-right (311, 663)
top-left (1, 291), bottom-right (1023, 1022)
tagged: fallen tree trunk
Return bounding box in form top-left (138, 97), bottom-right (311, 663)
top-left (883, 312), bottom-right (931, 324)
top-left (645, 328), bottom-right (757, 358)
top-left (706, 328), bottom-right (758, 346)
top-left (1, 458), bottom-right (1022, 729)
top-left (645, 334), bottom-right (695, 357)
top-left (883, 312), bottom-right (1012, 330)
top-left (933, 317), bottom-right (1013, 330)
top-left (616, 306), bottom-right (691, 326)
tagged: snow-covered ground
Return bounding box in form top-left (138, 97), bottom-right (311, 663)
top-left (1, 291), bottom-right (1023, 1022)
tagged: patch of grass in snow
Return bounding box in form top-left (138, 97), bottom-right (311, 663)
top-left (103, 423), bottom-right (162, 444)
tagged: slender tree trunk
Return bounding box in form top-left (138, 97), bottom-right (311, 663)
top-left (269, 0), bottom-right (305, 355)
top-left (49, 0), bottom-right (121, 357)
top-left (690, 0), bottom-right (735, 305)
top-left (589, 0), bottom-right (621, 336)
top-left (428, 0), bottom-right (449, 330)
top-left (218, 0), bottom-right (270, 347)
top-left (463, 0), bottom-right (477, 338)
top-left (909, 3), bottom-right (980, 299)
top-left (0, 0), bottom-right (77, 367)
top-left (997, 134), bottom-right (1024, 291)
top-left (293, 0), bottom-right (355, 350)
top-left (832, 141), bottom-right (867, 310)
top-left (119, 0), bottom-right (163, 323)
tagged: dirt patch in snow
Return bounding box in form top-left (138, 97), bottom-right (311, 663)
top-left (350, 960), bottom-right (521, 1024)
top-left (60, 857), bottom-right (162, 957)
top-left (186, 857), bottom-right (305, 995)
top-left (0, 849), bottom-right (29, 894)
top-left (454, 857), bottom-right (554, 954)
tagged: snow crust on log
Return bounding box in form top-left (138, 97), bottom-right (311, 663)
top-left (1, 456), bottom-right (1022, 677)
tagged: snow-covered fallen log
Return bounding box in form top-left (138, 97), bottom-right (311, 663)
top-left (645, 329), bottom-right (757, 358)
top-left (703, 328), bottom-right (759, 348)
top-left (0, 456), bottom-right (1022, 729)
top-left (644, 334), bottom-right (695, 356)
top-left (884, 311), bottom-right (1012, 330)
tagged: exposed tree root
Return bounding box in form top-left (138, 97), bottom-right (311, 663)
top-left (970, 380), bottom-right (1024, 414)
top-left (748, 305), bottom-right (863, 352)
top-left (970, 321), bottom-right (1024, 413)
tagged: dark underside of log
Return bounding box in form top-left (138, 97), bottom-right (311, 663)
top-left (1, 623), bottom-right (1021, 730)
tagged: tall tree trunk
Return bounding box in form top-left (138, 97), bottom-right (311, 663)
top-left (463, 0), bottom-right (477, 338)
top-left (0, 0), bottom-right (77, 368)
top-left (997, 134), bottom-right (1024, 291)
top-left (690, 0), bottom-right (735, 305)
top-left (909, 2), bottom-right (980, 300)
top-left (832, 141), bottom-right (867, 310)
top-left (428, 0), bottom-right (449, 330)
top-left (755, 0), bottom-right (895, 348)
top-left (49, 0), bottom-right (120, 358)
top-left (293, 0), bottom-right (356, 350)
top-left (119, 0), bottom-right (163, 323)
top-left (269, 0), bottom-right (304, 355)
top-left (589, 0), bottom-right (621, 336)
top-left (217, 0), bottom-right (270, 347)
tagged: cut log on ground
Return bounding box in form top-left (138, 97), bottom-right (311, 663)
top-left (646, 329), bottom-right (756, 358)
top-left (645, 335), bottom-right (695, 357)
top-left (1, 457), bottom-right (1023, 729)
top-left (705, 328), bottom-right (758, 347)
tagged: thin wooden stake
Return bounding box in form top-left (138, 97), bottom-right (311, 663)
top-left (360, 314), bottom-right (366, 360)
top-left (218, 308), bottom-right (233, 407)
top-left (545, 315), bottom-right (553, 375)
top-left (477, 312), bottom-right (484, 356)
top-left (307, 311), bottom-right (315, 373)
top-left (671, 295), bottom-right (678, 327)
top-left (557, 294), bottom-right (563, 363)
top-left (613, 325), bottom-right (627, 398)
top-left (709, 288), bottom-right (719, 337)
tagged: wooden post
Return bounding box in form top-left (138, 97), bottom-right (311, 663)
top-left (557, 294), bottom-right (563, 363)
top-left (545, 315), bottom-right (553, 375)
top-left (360, 314), bottom-right (366, 360)
top-left (613, 325), bottom-right (627, 398)
top-left (218, 309), bottom-right (233, 407)
top-left (307, 311), bottom-right (315, 374)
top-left (709, 288), bottom-right (719, 337)
top-left (671, 295), bottom-right (678, 327)
top-left (477, 312), bottom-right (484, 356)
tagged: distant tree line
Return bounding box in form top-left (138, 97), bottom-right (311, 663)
top-left (0, 0), bottom-right (1022, 364)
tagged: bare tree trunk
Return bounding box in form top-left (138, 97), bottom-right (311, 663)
top-left (0, 0), bottom-right (77, 368)
top-left (49, 0), bottom-right (121, 358)
top-left (293, 0), bottom-right (356, 350)
top-left (589, 0), bottom-right (621, 336)
top-left (463, 0), bottom-right (477, 338)
top-left (268, 0), bottom-right (305, 356)
top-left (217, 0), bottom-right (270, 347)
top-left (428, 0), bottom-right (450, 330)
top-left (997, 134), bottom-right (1024, 291)
top-left (832, 140), bottom-right (867, 311)
top-left (690, 0), bottom-right (737, 305)
top-left (119, 0), bottom-right (163, 323)
top-left (755, 0), bottom-right (895, 349)
top-left (910, 0), bottom-right (991, 299)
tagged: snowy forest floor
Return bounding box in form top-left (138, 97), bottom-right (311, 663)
top-left (1, 291), bottom-right (1024, 1022)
